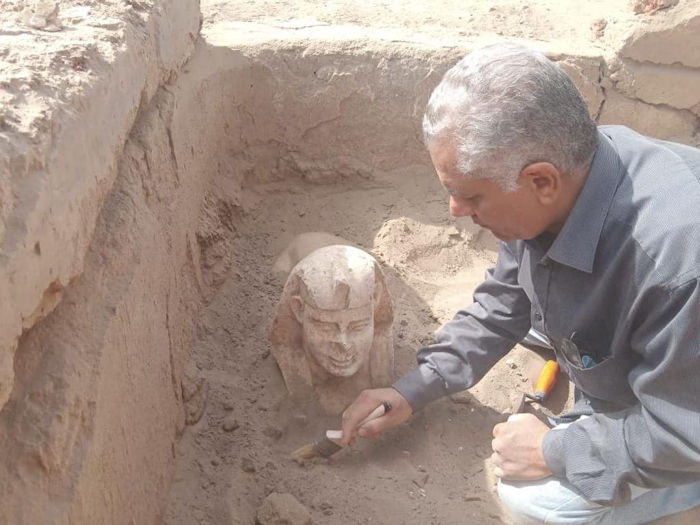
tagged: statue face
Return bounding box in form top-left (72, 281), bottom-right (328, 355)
top-left (300, 303), bottom-right (374, 378)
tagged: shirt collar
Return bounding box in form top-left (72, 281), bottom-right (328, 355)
top-left (545, 131), bottom-right (624, 273)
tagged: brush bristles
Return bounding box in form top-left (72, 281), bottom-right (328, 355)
top-left (290, 435), bottom-right (343, 460)
top-left (290, 443), bottom-right (317, 461)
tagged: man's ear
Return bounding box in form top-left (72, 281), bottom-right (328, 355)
top-left (519, 162), bottom-right (562, 205)
top-left (290, 295), bottom-right (305, 323)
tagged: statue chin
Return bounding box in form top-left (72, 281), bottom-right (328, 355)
top-left (325, 361), bottom-right (362, 378)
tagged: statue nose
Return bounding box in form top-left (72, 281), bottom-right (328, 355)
top-left (337, 331), bottom-right (351, 350)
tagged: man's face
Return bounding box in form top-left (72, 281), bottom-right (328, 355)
top-left (300, 303), bottom-right (374, 378)
top-left (429, 142), bottom-right (553, 242)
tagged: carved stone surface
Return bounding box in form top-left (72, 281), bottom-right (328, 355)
top-left (270, 245), bottom-right (394, 414)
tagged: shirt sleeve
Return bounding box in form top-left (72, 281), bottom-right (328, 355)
top-left (542, 277), bottom-right (700, 505)
top-left (394, 241), bottom-right (532, 412)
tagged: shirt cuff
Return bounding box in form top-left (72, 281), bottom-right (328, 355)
top-left (392, 365), bottom-right (448, 412)
top-left (542, 428), bottom-right (567, 478)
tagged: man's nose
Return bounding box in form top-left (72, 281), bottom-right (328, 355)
top-left (449, 196), bottom-right (475, 217)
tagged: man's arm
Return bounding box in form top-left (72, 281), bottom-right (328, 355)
top-left (394, 241), bottom-right (532, 411)
top-left (542, 277), bottom-right (700, 505)
top-left (340, 241), bottom-right (532, 444)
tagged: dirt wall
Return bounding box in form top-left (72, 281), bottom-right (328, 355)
top-left (0, 1), bottom-right (202, 523)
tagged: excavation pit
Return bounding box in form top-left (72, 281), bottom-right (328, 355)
top-left (158, 34), bottom-right (570, 524)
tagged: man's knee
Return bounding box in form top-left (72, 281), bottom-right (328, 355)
top-left (497, 478), bottom-right (607, 525)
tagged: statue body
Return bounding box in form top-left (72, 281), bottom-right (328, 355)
top-left (270, 245), bottom-right (394, 414)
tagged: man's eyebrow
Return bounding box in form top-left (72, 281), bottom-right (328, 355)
top-left (446, 187), bottom-right (474, 198)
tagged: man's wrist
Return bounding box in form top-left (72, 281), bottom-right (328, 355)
top-left (392, 366), bottom-right (447, 412)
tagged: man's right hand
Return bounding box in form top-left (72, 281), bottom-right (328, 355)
top-left (340, 388), bottom-right (413, 447)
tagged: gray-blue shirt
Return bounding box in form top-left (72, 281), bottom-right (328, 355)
top-left (394, 126), bottom-right (700, 505)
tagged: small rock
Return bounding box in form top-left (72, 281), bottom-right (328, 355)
top-left (591, 18), bottom-right (607, 38)
top-left (262, 425), bottom-right (283, 440)
top-left (449, 392), bottom-right (472, 405)
top-left (223, 400), bottom-right (235, 411)
top-left (241, 458), bottom-right (256, 473)
top-left (222, 417), bottom-right (240, 432)
top-left (505, 359), bottom-right (517, 369)
top-left (256, 492), bottom-right (311, 525)
top-left (22, 1), bottom-right (62, 31)
top-left (319, 502), bottom-right (333, 516)
top-left (183, 378), bottom-right (209, 426)
top-left (412, 473), bottom-right (430, 488)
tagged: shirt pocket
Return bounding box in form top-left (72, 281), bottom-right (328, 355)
top-left (555, 338), bottom-right (638, 407)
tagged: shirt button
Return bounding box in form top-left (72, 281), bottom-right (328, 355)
top-left (535, 312), bottom-right (543, 321)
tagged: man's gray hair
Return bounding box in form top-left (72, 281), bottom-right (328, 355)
top-left (423, 43), bottom-right (598, 190)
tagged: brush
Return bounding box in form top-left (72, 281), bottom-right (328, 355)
top-left (291, 401), bottom-right (392, 460)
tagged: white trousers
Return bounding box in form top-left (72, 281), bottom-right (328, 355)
top-left (499, 330), bottom-right (700, 523)
top-left (498, 476), bottom-right (700, 524)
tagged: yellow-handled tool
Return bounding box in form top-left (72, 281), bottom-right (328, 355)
top-left (516, 360), bottom-right (559, 413)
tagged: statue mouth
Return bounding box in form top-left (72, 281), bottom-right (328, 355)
top-left (328, 353), bottom-right (356, 368)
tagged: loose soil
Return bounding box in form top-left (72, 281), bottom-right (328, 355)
top-left (163, 170), bottom-right (571, 524)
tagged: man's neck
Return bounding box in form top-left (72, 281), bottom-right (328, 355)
top-left (546, 165), bottom-right (591, 235)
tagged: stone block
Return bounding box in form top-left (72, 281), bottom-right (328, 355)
top-left (620, 2), bottom-right (700, 68)
top-left (598, 90), bottom-right (697, 144)
top-left (611, 59), bottom-right (700, 112)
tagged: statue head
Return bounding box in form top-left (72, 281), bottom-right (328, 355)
top-left (270, 245), bottom-right (393, 412)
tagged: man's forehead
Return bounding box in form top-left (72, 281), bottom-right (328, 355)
top-left (441, 171), bottom-right (489, 195)
top-left (429, 140), bottom-right (459, 173)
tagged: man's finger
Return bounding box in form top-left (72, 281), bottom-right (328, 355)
top-left (340, 388), bottom-right (412, 446)
top-left (492, 421), bottom-right (505, 437)
top-left (358, 419), bottom-right (384, 438)
top-left (340, 394), bottom-right (376, 446)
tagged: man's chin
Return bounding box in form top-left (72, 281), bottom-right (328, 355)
top-left (492, 231), bottom-right (514, 242)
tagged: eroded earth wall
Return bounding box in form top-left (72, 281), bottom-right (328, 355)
top-left (0, 1), bottom-right (203, 523)
top-left (600, 3), bottom-right (700, 144)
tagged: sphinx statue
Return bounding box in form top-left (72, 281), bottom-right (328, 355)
top-left (270, 245), bottom-right (394, 414)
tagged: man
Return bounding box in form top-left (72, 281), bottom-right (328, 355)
top-left (340, 42), bottom-right (700, 523)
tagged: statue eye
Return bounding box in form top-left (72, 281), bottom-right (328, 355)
top-left (311, 320), bottom-right (336, 333)
top-left (348, 320), bottom-right (370, 331)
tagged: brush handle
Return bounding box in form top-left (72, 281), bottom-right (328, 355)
top-left (326, 402), bottom-right (390, 441)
